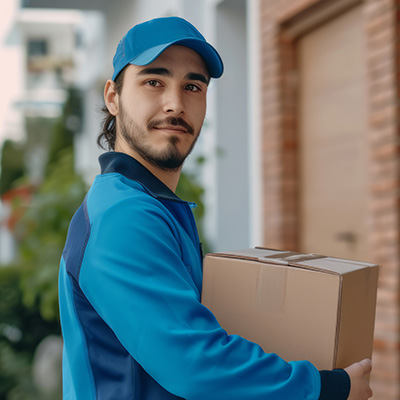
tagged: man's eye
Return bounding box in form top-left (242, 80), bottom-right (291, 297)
top-left (185, 84), bottom-right (200, 92)
top-left (147, 80), bottom-right (161, 87)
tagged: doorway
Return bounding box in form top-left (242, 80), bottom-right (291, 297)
top-left (297, 4), bottom-right (369, 261)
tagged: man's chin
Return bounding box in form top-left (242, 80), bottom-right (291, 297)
top-left (151, 159), bottom-right (185, 172)
top-left (142, 151), bottom-right (187, 172)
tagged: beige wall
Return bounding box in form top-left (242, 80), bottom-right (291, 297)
top-left (259, 0), bottom-right (400, 399)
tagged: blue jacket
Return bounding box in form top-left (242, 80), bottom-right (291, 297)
top-left (59, 152), bottom-right (349, 399)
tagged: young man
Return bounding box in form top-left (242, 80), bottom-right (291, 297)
top-left (59, 16), bottom-right (373, 399)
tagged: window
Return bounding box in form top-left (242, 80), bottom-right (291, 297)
top-left (27, 39), bottom-right (48, 57)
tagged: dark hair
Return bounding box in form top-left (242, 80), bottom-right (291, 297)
top-left (97, 68), bottom-right (126, 151)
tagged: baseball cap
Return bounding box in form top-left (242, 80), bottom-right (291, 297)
top-left (112, 16), bottom-right (224, 81)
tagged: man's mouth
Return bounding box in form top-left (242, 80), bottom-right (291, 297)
top-left (154, 125), bottom-right (188, 133)
top-left (148, 117), bottom-right (194, 135)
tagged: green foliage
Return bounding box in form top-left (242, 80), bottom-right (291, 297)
top-left (0, 141), bottom-right (25, 196)
top-left (0, 266), bottom-right (59, 400)
top-left (176, 156), bottom-right (210, 253)
top-left (25, 116), bottom-right (57, 156)
top-left (0, 86), bottom-right (85, 399)
top-left (45, 88), bottom-right (82, 175)
top-left (176, 170), bottom-right (205, 220)
top-left (14, 148), bottom-right (87, 321)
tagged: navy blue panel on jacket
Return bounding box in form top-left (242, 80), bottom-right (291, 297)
top-left (58, 151), bottom-right (346, 400)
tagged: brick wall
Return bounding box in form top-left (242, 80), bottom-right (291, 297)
top-left (366, 0), bottom-right (400, 398)
top-left (259, 0), bottom-right (400, 399)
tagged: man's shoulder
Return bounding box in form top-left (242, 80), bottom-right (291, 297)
top-left (86, 172), bottom-right (169, 223)
top-left (90, 171), bottom-right (158, 203)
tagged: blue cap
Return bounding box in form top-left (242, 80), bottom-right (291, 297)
top-left (112, 16), bottom-right (224, 81)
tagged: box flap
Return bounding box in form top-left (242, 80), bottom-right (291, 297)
top-left (206, 247), bottom-right (379, 276)
top-left (209, 248), bottom-right (288, 261)
top-left (296, 257), bottom-right (378, 275)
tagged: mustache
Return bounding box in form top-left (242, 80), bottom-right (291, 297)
top-left (147, 117), bottom-right (194, 135)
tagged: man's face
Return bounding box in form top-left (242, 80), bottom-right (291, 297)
top-left (114, 45), bottom-right (209, 171)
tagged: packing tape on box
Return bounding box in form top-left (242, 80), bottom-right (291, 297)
top-left (255, 265), bottom-right (287, 314)
top-left (254, 252), bottom-right (325, 313)
top-left (259, 252), bottom-right (325, 265)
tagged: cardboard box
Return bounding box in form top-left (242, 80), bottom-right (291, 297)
top-left (201, 247), bottom-right (379, 370)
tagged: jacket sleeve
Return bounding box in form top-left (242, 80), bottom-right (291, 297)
top-left (79, 195), bottom-right (322, 400)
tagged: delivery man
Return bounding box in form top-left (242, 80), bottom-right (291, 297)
top-left (58, 16), bottom-right (373, 400)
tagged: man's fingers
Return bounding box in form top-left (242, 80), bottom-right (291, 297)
top-left (358, 359), bottom-right (372, 375)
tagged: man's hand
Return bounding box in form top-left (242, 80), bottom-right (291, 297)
top-left (344, 359), bottom-right (373, 399)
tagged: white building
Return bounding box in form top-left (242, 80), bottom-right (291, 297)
top-left (0, 1), bottom-right (104, 263)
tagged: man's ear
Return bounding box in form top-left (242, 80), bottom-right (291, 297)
top-left (104, 79), bottom-right (119, 116)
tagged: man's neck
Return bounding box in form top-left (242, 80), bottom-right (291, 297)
top-left (133, 153), bottom-right (181, 193)
top-left (115, 146), bottom-right (181, 193)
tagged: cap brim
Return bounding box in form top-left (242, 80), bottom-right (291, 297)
top-left (128, 38), bottom-right (224, 79)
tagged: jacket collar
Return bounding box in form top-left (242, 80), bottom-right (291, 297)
top-left (99, 152), bottom-right (184, 203)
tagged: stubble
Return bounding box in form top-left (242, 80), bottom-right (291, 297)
top-left (118, 102), bottom-right (201, 172)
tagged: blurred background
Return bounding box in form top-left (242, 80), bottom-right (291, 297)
top-left (0, 0), bottom-right (398, 399)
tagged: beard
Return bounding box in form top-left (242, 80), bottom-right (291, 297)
top-left (118, 102), bottom-right (201, 172)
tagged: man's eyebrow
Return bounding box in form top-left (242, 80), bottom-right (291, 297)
top-left (137, 67), bottom-right (172, 77)
top-left (186, 72), bottom-right (209, 85)
top-left (137, 67), bottom-right (209, 85)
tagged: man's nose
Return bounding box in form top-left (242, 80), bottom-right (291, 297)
top-left (162, 87), bottom-right (185, 115)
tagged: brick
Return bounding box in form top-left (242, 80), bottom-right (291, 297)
top-left (366, 12), bottom-right (395, 35)
top-left (375, 302), bottom-right (400, 319)
top-left (371, 139), bottom-right (399, 158)
top-left (376, 288), bottom-right (400, 306)
top-left (369, 125), bottom-right (397, 144)
top-left (261, 38), bottom-right (279, 52)
top-left (365, 0), bottom-right (395, 21)
top-left (261, 76), bottom-right (281, 93)
top-left (370, 157), bottom-right (399, 177)
top-left (262, 82), bottom-right (280, 99)
top-left (261, 48), bottom-right (281, 65)
top-left (370, 381), bottom-right (400, 400)
top-left (371, 177), bottom-right (398, 192)
top-left (374, 241), bottom-right (400, 256)
top-left (370, 232), bottom-right (399, 249)
top-left (367, 25), bottom-right (395, 50)
top-left (370, 86), bottom-right (397, 110)
top-left (369, 75), bottom-right (397, 99)
top-left (367, 43), bottom-right (395, 69)
top-left (369, 201), bottom-right (398, 218)
top-left (368, 51), bottom-right (395, 74)
top-left (277, 0), bottom-right (321, 22)
top-left (371, 217), bottom-right (399, 236)
top-left (376, 251), bottom-right (400, 266)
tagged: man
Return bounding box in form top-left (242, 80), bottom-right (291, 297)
top-left (59, 16), bottom-right (373, 399)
